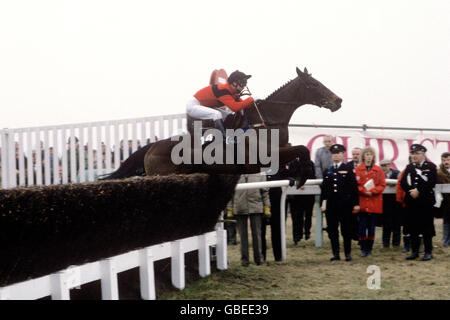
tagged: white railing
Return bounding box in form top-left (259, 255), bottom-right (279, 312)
top-left (0, 114), bottom-right (186, 189)
top-left (0, 229), bottom-right (227, 300)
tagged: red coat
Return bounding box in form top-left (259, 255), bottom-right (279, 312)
top-left (194, 83), bottom-right (254, 112)
top-left (355, 164), bottom-right (386, 214)
top-left (396, 170), bottom-right (406, 208)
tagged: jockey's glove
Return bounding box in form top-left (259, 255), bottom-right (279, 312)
top-left (263, 206), bottom-right (271, 219)
top-left (226, 207), bottom-right (234, 219)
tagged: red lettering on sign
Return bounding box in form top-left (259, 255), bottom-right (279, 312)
top-left (376, 138), bottom-right (399, 170)
top-left (338, 136), bottom-right (351, 161)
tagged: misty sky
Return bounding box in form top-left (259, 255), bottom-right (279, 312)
top-left (0, 0), bottom-right (449, 130)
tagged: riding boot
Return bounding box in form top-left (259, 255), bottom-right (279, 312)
top-left (361, 240), bottom-right (367, 257)
top-left (401, 235), bottom-right (410, 253)
top-left (213, 119), bottom-right (227, 138)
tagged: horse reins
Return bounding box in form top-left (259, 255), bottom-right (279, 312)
top-left (240, 87), bottom-right (308, 128)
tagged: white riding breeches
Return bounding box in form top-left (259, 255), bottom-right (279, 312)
top-left (186, 97), bottom-right (233, 121)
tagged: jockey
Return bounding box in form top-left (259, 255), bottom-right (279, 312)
top-left (186, 70), bottom-right (257, 137)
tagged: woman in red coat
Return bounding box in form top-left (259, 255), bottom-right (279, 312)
top-left (355, 147), bottom-right (386, 257)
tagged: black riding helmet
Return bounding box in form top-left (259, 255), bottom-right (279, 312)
top-left (228, 70), bottom-right (252, 87)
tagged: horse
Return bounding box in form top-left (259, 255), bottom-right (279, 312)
top-left (142, 67), bottom-right (341, 180)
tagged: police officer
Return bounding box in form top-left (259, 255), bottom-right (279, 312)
top-left (320, 144), bottom-right (360, 261)
top-left (400, 144), bottom-right (437, 261)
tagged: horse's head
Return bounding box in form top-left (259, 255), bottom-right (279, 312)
top-left (296, 67), bottom-right (342, 112)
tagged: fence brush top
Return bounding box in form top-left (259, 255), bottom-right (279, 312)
top-left (0, 173), bottom-right (239, 286)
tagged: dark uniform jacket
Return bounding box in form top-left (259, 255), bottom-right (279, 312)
top-left (400, 161), bottom-right (437, 236)
top-left (321, 162), bottom-right (359, 211)
top-left (400, 161), bottom-right (437, 207)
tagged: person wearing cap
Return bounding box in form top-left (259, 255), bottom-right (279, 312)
top-left (320, 144), bottom-right (360, 261)
top-left (436, 152), bottom-right (450, 247)
top-left (400, 144), bottom-right (437, 261)
top-left (379, 159), bottom-right (402, 248)
top-left (355, 147), bottom-right (386, 257)
top-left (186, 70), bottom-right (257, 138)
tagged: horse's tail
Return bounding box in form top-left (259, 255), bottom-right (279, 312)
top-left (99, 143), bottom-right (154, 180)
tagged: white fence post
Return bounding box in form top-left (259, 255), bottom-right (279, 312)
top-left (101, 258), bottom-right (119, 300)
top-left (314, 196), bottom-right (323, 247)
top-left (139, 248), bottom-right (156, 300)
top-left (171, 240), bottom-right (185, 290)
top-left (280, 186), bottom-right (288, 261)
top-left (216, 229), bottom-right (227, 270)
top-left (51, 272), bottom-right (71, 300)
top-left (0, 288), bottom-right (10, 300)
top-left (1, 128), bottom-right (10, 189)
top-left (198, 234), bottom-right (210, 278)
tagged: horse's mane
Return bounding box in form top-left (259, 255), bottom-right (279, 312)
top-left (265, 78), bottom-right (296, 100)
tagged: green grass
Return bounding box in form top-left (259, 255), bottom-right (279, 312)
top-left (160, 217), bottom-right (450, 300)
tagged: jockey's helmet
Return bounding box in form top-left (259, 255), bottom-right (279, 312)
top-left (228, 70), bottom-right (252, 87)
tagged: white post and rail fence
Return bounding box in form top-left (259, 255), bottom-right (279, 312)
top-left (0, 114), bottom-right (186, 189)
top-left (0, 114), bottom-right (449, 299)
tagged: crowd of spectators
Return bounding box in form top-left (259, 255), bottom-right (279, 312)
top-left (0, 137), bottom-right (155, 186)
top-left (224, 135), bottom-right (449, 265)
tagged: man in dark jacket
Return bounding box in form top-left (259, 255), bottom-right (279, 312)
top-left (400, 144), bottom-right (437, 261)
top-left (380, 159), bottom-right (402, 248)
top-left (320, 144), bottom-right (360, 261)
top-left (288, 159), bottom-right (316, 244)
top-left (267, 165), bottom-right (292, 261)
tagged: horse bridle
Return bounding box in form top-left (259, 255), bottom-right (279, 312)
top-left (239, 86), bottom-right (309, 128)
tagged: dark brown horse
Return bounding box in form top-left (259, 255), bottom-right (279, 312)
top-left (143, 67), bottom-right (341, 178)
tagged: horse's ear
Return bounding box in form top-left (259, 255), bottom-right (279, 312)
top-left (296, 67), bottom-right (303, 76)
top-left (304, 67), bottom-right (311, 76)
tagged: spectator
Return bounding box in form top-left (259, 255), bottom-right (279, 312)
top-left (437, 152), bottom-right (450, 247)
top-left (355, 147), bottom-right (386, 257)
top-left (288, 158), bottom-right (316, 245)
top-left (379, 159), bottom-right (401, 248)
top-left (230, 173), bottom-right (271, 266)
top-left (320, 144), bottom-right (360, 261)
top-left (267, 165), bottom-right (291, 261)
top-left (224, 204), bottom-right (237, 245)
top-left (400, 144), bottom-right (437, 261)
top-left (314, 135), bottom-right (334, 179)
top-left (347, 147), bottom-right (363, 243)
top-left (67, 137), bottom-right (80, 182)
top-left (347, 147), bottom-right (362, 170)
